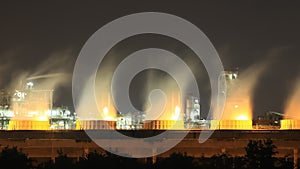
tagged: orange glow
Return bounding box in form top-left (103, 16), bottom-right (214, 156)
top-left (171, 106), bottom-right (181, 120)
top-left (236, 114), bottom-right (249, 120)
top-left (284, 80), bottom-right (300, 119)
top-left (222, 98), bottom-right (252, 120)
top-left (103, 107), bottom-right (108, 115)
top-left (216, 70), bottom-right (259, 121)
top-left (103, 114), bottom-right (114, 121)
top-left (100, 106), bottom-right (116, 121)
top-left (8, 120), bottom-right (50, 130)
top-left (9, 90), bottom-right (52, 130)
top-left (36, 115), bottom-right (48, 121)
top-left (210, 120), bottom-right (252, 130)
top-left (158, 92), bottom-right (182, 121)
top-left (95, 93), bottom-right (116, 120)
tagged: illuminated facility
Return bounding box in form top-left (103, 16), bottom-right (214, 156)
top-left (0, 81), bottom-right (76, 130)
top-left (0, 70), bottom-right (299, 131)
top-left (211, 70), bottom-right (253, 130)
top-left (142, 91), bottom-right (184, 130)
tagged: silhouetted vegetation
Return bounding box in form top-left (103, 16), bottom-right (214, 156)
top-left (0, 139), bottom-right (295, 169)
top-left (37, 149), bottom-right (75, 169)
top-left (153, 153), bottom-right (197, 169)
top-left (245, 138), bottom-right (278, 169)
top-left (0, 146), bottom-right (32, 169)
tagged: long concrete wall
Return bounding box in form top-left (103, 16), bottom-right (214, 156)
top-left (0, 130), bottom-right (299, 162)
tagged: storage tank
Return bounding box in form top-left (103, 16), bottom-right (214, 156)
top-left (210, 120), bottom-right (253, 130)
top-left (8, 119), bottom-right (50, 130)
top-left (143, 120), bottom-right (184, 130)
top-left (76, 120), bottom-right (116, 130)
top-left (280, 120), bottom-right (300, 129)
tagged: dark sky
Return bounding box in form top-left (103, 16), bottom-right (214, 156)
top-left (0, 1), bottom-right (299, 118)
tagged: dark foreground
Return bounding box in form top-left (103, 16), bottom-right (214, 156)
top-left (0, 130), bottom-right (299, 168)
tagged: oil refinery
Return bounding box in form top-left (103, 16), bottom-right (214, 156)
top-left (0, 71), bottom-right (298, 131)
top-left (0, 71), bottom-right (300, 166)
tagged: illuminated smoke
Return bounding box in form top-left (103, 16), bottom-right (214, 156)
top-left (4, 49), bottom-right (74, 123)
top-left (5, 49), bottom-right (73, 91)
top-left (284, 79), bottom-right (300, 119)
top-left (221, 64), bottom-right (267, 120)
top-left (76, 57), bottom-right (117, 120)
top-left (141, 73), bottom-right (181, 121)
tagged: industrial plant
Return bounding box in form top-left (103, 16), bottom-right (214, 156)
top-left (0, 70), bottom-right (299, 167)
top-left (0, 71), bottom-right (298, 131)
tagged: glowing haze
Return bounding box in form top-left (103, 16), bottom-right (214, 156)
top-left (284, 79), bottom-right (300, 119)
top-left (221, 64), bottom-right (267, 120)
top-left (5, 50), bottom-right (73, 126)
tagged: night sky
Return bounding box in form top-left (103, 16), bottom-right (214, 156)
top-left (0, 1), bottom-right (299, 118)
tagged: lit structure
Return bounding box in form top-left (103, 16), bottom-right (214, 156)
top-left (142, 91), bottom-right (185, 130)
top-left (4, 81), bottom-right (76, 130)
top-left (280, 120), bottom-right (300, 129)
top-left (210, 120), bottom-right (253, 130)
top-left (0, 90), bottom-right (13, 129)
top-left (219, 70), bottom-right (252, 120)
top-left (184, 95), bottom-right (201, 128)
top-left (213, 70), bottom-right (253, 129)
top-left (143, 120), bottom-right (184, 130)
top-left (3, 71), bottom-right (300, 130)
top-left (76, 120), bottom-right (116, 130)
top-left (116, 112), bottom-right (144, 130)
top-left (48, 107), bottom-right (76, 129)
top-left (116, 114), bottom-right (133, 129)
top-left (8, 82), bottom-right (52, 130)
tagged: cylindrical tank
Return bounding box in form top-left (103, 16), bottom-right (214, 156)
top-left (143, 120), bottom-right (184, 130)
top-left (76, 120), bottom-right (116, 130)
top-left (280, 120), bottom-right (300, 129)
top-left (8, 120), bottom-right (50, 130)
top-left (210, 120), bottom-right (252, 130)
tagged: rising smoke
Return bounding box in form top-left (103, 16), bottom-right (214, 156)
top-left (18, 50), bottom-right (73, 91)
top-left (284, 79), bottom-right (300, 119)
top-left (221, 63), bottom-right (267, 120)
top-left (0, 49), bottom-right (74, 104)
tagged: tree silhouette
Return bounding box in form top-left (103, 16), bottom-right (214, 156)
top-left (76, 150), bottom-right (106, 169)
top-left (37, 149), bottom-right (74, 169)
top-left (0, 146), bottom-right (32, 169)
top-left (245, 138), bottom-right (278, 169)
top-left (76, 150), bottom-right (143, 169)
top-left (153, 152), bottom-right (196, 169)
top-left (210, 153), bottom-right (233, 169)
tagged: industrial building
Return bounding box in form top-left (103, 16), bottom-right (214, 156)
top-left (0, 71), bottom-right (300, 168)
top-left (0, 70), bottom-right (298, 131)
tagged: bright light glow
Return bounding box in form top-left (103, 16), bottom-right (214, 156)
top-left (234, 104), bottom-right (239, 108)
top-left (236, 115), bottom-right (248, 120)
top-left (102, 107), bottom-right (116, 120)
top-left (175, 106), bottom-right (180, 114)
top-left (36, 116), bottom-right (48, 121)
top-left (233, 73), bottom-right (237, 79)
top-left (104, 116), bottom-right (114, 121)
top-left (171, 106), bottom-right (181, 120)
top-left (26, 82), bottom-right (34, 87)
top-left (29, 111), bottom-right (38, 116)
top-left (103, 107), bottom-right (108, 115)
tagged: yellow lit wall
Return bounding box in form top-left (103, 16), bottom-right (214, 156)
top-left (280, 120), bottom-right (300, 129)
top-left (8, 120), bottom-right (50, 130)
top-left (143, 120), bottom-right (184, 130)
top-left (76, 120), bottom-right (116, 130)
top-left (210, 120), bottom-right (253, 130)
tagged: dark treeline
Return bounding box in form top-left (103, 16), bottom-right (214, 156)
top-left (0, 139), bottom-right (294, 169)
